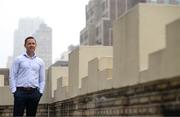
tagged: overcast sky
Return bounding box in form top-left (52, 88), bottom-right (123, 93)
top-left (0, 0), bottom-right (89, 68)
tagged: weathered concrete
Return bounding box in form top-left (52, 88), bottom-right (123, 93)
top-left (68, 46), bottom-right (112, 98)
top-left (49, 76), bottom-right (180, 117)
top-left (113, 3), bottom-right (180, 88)
top-left (0, 75), bottom-right (4, 87)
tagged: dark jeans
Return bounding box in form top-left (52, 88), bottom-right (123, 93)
top-left (13, 87), bottom-right (42, 117)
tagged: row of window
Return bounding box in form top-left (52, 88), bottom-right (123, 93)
top-left (149, 0), bottom-right (180, 4)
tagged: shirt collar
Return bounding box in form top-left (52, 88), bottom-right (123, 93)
top-left (23, 52), bottom-right (36, 59)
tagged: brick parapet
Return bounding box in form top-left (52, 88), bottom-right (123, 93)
top-left (50, 76), bottom-right (180, 116)
top-left (1, 77), bottom-right (180, 116)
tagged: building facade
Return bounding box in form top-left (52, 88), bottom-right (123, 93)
top-left (0, 68), bottom-right (9, 86)
top-left (80, 0), bottom-right (180, 46)
top-left (34, 23), bottom-right (52, 68)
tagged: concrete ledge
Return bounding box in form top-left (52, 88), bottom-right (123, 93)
top-left (0, 86), bottom-right (13, 105)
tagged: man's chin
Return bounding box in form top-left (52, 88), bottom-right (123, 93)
top-left (29, 49), bottom-right (35, 53)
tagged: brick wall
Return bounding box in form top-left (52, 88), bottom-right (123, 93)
top-left (50, 76), bottom-right (180, 116)
top-left (1, 76), bottom-right (180, 116)
top-left (0, 104), bottom-right (49, 117)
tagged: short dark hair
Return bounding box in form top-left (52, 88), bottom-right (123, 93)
top-left (24, 36), bottom-right (36, 45)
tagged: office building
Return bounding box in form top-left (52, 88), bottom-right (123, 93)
top-left (80, 0), bottom-right (180, 46)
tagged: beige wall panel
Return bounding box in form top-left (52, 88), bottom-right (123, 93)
top-left (88, 58), bottom-right (99, 93)
top-left (54, 78), bottom-right (63, 101)
top-left (0, 75), bottom-right (4, 87)
top-left (113, 4), bottom-right (180, 88)
top-left (49, 67), bottom-right (68, 98)
top-left (80, 76), bottom-right (88, 95)
top-left (69, 46), bottom-right (112, 98)
top-left (69, 48), bottom-right (79, 98)
top-left (88, 57), bottom-right (113, 93)
top-left (139, 70), bottom-right (148, 83)
top-left (54, 87), bottom-right (69, 102)
top-left (56, 77), bottom-right (63, 89)
top-left (79, 46), bottom-right (112, 88)
top-left (139, 4), bottom-right (180, 70)
top-left (113, 5), bottom-right (139, 88)
top-left (54, 77), bottom-right (69, 101)
top-left (0, 86), bottom-right (13, 105)
top-left (162, 19), bottom-right (180, 78)
top-left (147, 49), bottom-right (165, 82)
top-left (140, 19), bottom-right (180, 83)
top-left (98, 69), bottom-right (113, 91)
top-left (99, 57), bottom-right (113, 71)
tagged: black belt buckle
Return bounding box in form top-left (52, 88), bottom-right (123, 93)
top-left (17, 87), bottom-right (36, 92)
top-left (24, 87), bottom-right (33, 91)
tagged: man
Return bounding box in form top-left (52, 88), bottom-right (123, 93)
top-left (9, 36), bottom-right (45, 117)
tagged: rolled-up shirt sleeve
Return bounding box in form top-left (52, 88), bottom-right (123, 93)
top-left (9, 58), bottom-right (19, 93)
top-left (39, 61), bottom-right (45, 94)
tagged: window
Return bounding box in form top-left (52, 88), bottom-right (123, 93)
top-left (96, 27), bottom-right (99, 36)
top-left (96, 39), bottom-right (101, 45)
top-left (150, 0), bottom-right (157, 3)
top-left (174, 0), bottom-right (180, 4)
top-left (102, 2), bottom-right (106, 11)
top-left (85, 31), bottom-right (88, 40)
top-left (164, 0), bottom-right (170, 3)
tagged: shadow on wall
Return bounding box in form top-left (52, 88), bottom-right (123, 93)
top-left (161, 104), bottom-right (180, 116)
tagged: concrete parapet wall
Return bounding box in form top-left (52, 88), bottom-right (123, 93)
top-left (113, 3), bottom-right (139, 88)
top-left (98, 57), bottom-right (113, 71)
top-left (80, 76), bottom-right (88, 95)
top-left (49, 76), bottom-right (180, 117)
top-left (148, 49), bottom-right (165, 81)
top-left (98, 69), bottom-right (113, 91)
top-left (0, 68), bottom-right (9, 86)
top-left (2, 76), bottom-right (180, 116)
top-left (0, 86), bottom-right (13, 105)
top-left (139, 4), bottom-right (180, 71)
top-left (87, 57), bottom-right (113, 94)
top-left (0, 75), bottom-right (4, 87)
top-left (162, 18), bottom-right (180, 78)
top-left (48, 66), bottom-right (68, 98)
top-left (69, 46), bottom-right (112, 98)
top-left (88, 58), bottom-right (99, 93)
top-left (54, 85), bottom-right (69, 102)
top-left (140, 18), bottom-right (180, 83)
top-left (113, 3), bottom-right (180, 88)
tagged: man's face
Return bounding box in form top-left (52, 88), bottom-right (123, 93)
top-left (24, 38), bottom-right (37, 53)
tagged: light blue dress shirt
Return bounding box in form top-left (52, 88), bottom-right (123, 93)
top-left (9, 52), bottom-right (45, 94)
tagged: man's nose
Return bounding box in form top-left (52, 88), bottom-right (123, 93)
top-left (30, 43), bottom-right (35, 46)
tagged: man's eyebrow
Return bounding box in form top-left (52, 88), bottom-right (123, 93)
top-left (28, 42), bottom-right (36, 44)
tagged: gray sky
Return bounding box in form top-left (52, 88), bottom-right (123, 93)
top-left (0, 0), bottom-right (89, 68)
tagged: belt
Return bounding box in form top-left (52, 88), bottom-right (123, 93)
top-left (17, 87), bottom-right (37, 91)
